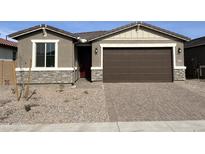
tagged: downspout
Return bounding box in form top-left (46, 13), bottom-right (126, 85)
top-left (72, 43), bottom-right (75, 85)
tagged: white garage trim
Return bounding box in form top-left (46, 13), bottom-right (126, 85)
top-left (174, 66), bottom-right (186, 69)
top-left (91, 67), bottom-right (102, 70)
top-left (91, 43), bottom-right (185, 70)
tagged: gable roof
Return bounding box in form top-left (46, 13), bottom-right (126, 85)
top-left (0, 38), bottom-right (17, 48)
top-left (8, 24), bottom-right (77, 40)
top-left (86, 22), bottom-right (191, 42)
top-left (8, 22), bottom-right (191, 43)
top-left (75, 31), bottom-right (108, 40)
top-left (185, 36), bottom-right (205, 48)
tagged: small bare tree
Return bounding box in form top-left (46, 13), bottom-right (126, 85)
top-left (17, 54), bottom-right (26, 100)
top-left (16, 56), bottom-right (35, 101)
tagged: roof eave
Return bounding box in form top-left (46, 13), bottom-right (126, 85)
top-left (8, 27), bottom-right (42, 39)
top-left (87, 22), bottom-right (191, 42)
top-left (9, 25), bottom-right (77, 40)
top-left (141, 23), bottom-right (191, 42)
top-left (185, 43), bottom-right (205, 49)
top-left (0, 44), bottom-right (17, 48)
top-left (45, 28), bottom-right (77, 40)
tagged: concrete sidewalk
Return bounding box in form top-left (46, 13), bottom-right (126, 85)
top-left (1, 120), bottom-right (205, 132)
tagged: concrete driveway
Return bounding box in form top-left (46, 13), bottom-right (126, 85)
top-left (104, 81), bottom-right (205, 122)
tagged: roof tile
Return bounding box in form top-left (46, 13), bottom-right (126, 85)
top-left (75, 31), bottom-right (108, 40)
top-left (0, 38), bottom-right (17, 48)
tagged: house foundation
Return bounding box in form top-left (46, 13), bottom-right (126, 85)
top-left (91, 69), bottom-right (186, 82)
top-left (174, 69), bottom-right (186, 81)
top-left (16, 70), bottom-right (75, 84)
top-left (91, 69), bottom-right (103, 81)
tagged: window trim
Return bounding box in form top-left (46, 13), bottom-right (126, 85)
top-left (31, 39), bottom-right (59, 69)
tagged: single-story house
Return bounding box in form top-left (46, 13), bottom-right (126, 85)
top-left (0, 38), bottom-right (17, 61)
top-left (8, 22), bottom-right (190, 84)
top-left (185, 37), bottom-right (205, 79)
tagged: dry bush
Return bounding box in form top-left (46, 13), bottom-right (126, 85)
top-left (26, 90), bottom-right (37, 101)
top-left (24, 103), bottom-right (40, 112)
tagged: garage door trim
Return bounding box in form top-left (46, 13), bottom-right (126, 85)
top-left (99, 43), bottom-right (177, 71)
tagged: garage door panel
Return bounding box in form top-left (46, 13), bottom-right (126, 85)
top-left (104, 55), bottom-right (170, 62)
top-left (104, 60), bottom-right (171, 66)
top-left (104, 48), bottom-right (169, 52)
top-left (104, 57), bottom-right (170, 62)
top-left (104, 52), bottom-right (170, 58)
top-left (104, 67), bottom-right (171, 74)
top-left (103, 74), bottom-right (172, 82)
top-left (103, 47), bottom-right (173, 82)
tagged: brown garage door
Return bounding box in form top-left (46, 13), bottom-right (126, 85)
top-left (103, 47), bottom-right (173, 82)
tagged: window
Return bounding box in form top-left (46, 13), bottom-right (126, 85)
top-left (36, 43), bottom-right (45, 67)
top-left (36, 43), bottom-right (55, 67)
top-left (46, 43), bottom-right (55, 67)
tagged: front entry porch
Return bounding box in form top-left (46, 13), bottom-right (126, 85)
top-left (76, 46), bottom-right (92, 81)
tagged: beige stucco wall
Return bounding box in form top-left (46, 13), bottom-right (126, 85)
top-left (91, 27), bottom-right (185, 67)
top-left (104, 28), bottom-right (170, 40)
top-left (17, 30), bottom-right (75, 68)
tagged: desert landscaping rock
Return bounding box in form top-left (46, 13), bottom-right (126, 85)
top-left (0, 82), bottom-right (109, 124)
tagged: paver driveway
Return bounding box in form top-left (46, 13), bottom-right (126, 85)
top-left (104, 81), bottom-right (205, 122)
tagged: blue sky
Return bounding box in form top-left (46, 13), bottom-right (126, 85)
top-left (0, 21), bottom-right (205, 40)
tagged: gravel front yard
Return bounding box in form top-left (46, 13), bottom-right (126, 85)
top-left (0, 82), bottom-right (109, 124)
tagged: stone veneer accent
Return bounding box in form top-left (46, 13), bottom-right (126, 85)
top-left (16, 70), bottom-right (75, 84)
top-left (174, 69), bottom-right (186, 81)
top-left (91, 69), bottom-right (186, 82)
top-left (91, 69), bottom-right (103, 81)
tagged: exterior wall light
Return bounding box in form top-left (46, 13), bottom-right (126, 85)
top-left (95, 48), bottom-right (98, 54)
top-left (178, 48), bottom-right (182, 54)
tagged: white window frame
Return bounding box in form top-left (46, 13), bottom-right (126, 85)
top-left (91, 43), bottom-right (186, 70)
top-left (31, 39), bottom-right (59, 70)
top-left (16, 67), bottom-right (78, 71)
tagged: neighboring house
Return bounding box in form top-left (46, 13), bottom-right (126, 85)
top-left (0, 38), bottom-right (17, 85)
top-left (0, 38), bottom-right (17, 60)
top-left (8, 22), bottom-right (190, 84)
top-left (185, 37), bottom-right (205, 79)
